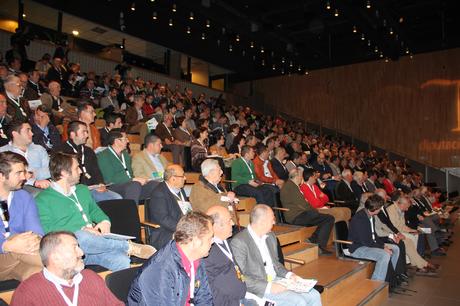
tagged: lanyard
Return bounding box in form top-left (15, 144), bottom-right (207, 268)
top-left (241, 158), bottom-right (254, 179)
top-left (307, 183), bottom-right (317, 199)
top-left (369, 217), bottom-right (376, 242)
top-left (215, 240), bottom-right (233, 262)
top-left (108, 147), bottom-right (131, 178)
top-left (68, 191), bottom-right (91, 227)
top-left (67, 142), bottom-right (89, 177)
top-left (180, 127), bottom-right (191, 135)
top-left (6, 92), bottom-right (27, 117)
top-left (43, 269), bottom-right (80, 306)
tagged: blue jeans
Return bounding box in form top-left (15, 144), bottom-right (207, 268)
top-left (75, 230), bottom-right (130, 272)
top-left (91, 189), bottom-right (122, 202)
top-left (264, 278), bottom-right (322, 306)
top-left (350, 244), bottom-right (400, 281)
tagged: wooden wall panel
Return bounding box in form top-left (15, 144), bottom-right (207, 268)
top-left (233, 48), bottom-right (460, 168)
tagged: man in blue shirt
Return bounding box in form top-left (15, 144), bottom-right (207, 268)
top-left (0, 151), bottom-right (44, 281)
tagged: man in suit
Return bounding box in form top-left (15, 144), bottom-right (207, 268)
top-left (97, 129), bottom-right (158, 204)
top-left (31, 105), bottom-right (61, 152)
top-left (4, 75), bottom-right (31, 122)
top-left (125, 94), bottom-right (149, 144)
top-left (146, 164), bottom-right (189, 249)
top-left (334, 169), bottom-right (359, 213)
top-left (132, 134), bottom-right (169, 180)
top-left (280, 168), bottom-right (335, 254)
top-left (364, 170), bottom-right (378, 193)
top-left (351, 171), bottom-right (368, 202)
top-left (231, 205), bottom-right (322, 306)
top-left (40, 81), bottom-right (77, 125)
top-left (270, 147), bottom-right (289, 181)
top-left (204, 205), bottom-right (249, 306)
top-left (231, 145), bottom-right (277, 207)
top-left (155, 113), bottom-right (184, 165)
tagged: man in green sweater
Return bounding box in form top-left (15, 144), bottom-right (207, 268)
top-left (35, 152), bottom-right (156, 271)
top-left (97, 129), bottom-right (158, 204)
top-left (231, 145), bottom-right (277, 207)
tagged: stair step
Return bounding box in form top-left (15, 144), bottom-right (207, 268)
top-left (274, 224), bottom-right (311, 246)
top-left (329, 279), bottom-right (388, 306)
top-left (282, 242), bottom-right (318, 270)
top-left (293, 257), bottom-right (372, 305)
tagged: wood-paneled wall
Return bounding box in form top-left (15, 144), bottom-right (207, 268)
top-left (232, 48), bottom-right (460, 168)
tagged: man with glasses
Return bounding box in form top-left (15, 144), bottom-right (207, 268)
top-left (0, 151), bottom-right (43, 282)
top-left (4, 75), bottom-right (31, 122)
top-left (97, 129), bottom-right (158, 204)
top-left (145, 164), bottom-right (189, 249)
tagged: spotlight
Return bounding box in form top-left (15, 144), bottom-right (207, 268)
top-left (250, 41), bottom-right (254, 48)
top-left (298, 66), bottom-right (302, 72)
top-left (201, 33), bottom-right (206, 40)
top-left (172, 4), bottom-right (177, 12)
top-left (304, 70), bottom-right (309, 75)
top-left (130, 2), bottom-right (135, 11)
top-left (352, 26), bottom-right (357, 33)
top-left (152, 12), bottom-right (157, 20)
top-left (367, 39), bottom-right (371, 46)
top-left (389, 27), bottom-right (393, 35)
top-left (281, 68), bottom-right (285, 74)
top-left (236, 34), bottom-right (240, 42)
top-left (260, 46), bottom-right (264, 53)
top-left (334, 9), bottom-right (339, 17)
top-left (229, 44), bottom-right (233, 52)
top-left (366, 0), bottom-right (371, 9)
top-left (169, 19), bottom-right (173, 26)
top-left (206, 20), bottom-right (210, 28)
top-left (326, 1), bottom-right (331, 10)
top-left (374, 46), bottom-right (378, 53)
top-left (186, 26), bottom-right (191, 34)
top-left (189, 12), bottom-right (194, 20)
top-left (289, 61), bottom-right (293, 67)
top-left (405, 48), bottom-right (410, 54)
top-left (22, 13), bottom-right (26, 18)
top-left (281, 57), bottom-right (285, 63)
top-left (272, 64), bottom-right (276, 71)
top-left (262, 59), bottom-right (265, 66)
top-left (385, 57), bottom-right (389, 63)
top-left (72, 30), bottom-right (79, 36)
top-left (361, 33), bottom-right (365, 40)
top-left (379, 52), bottom-right (383, 58)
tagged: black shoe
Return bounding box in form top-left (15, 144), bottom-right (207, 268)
top-left (313, 285), bottom-right (324, 294)
top-left (319, 247), bottom-right (333, 256)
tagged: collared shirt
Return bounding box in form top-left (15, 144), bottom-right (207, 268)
top-left (247, 225), bottom-right (276, 294)
top-left (0, 142), bottom-right (51, 184)
top-left (148, 153), bottom-right (165, 179)
top-left (176, 243), bottom-right (200, 306)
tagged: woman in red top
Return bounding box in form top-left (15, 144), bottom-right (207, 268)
top-left (300, 168), bottom-right (351, 222)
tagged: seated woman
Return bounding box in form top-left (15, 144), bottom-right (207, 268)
top-left (191, 127), bottom-right (209, 172)
top-left (209, 133), bottom-right (238, 159)
top-left (173, 116), bottom-right (193, 146)
top-left (300, 168), bottom-right (351, 223)
top-left (228, 135), bottom-right (246, 155)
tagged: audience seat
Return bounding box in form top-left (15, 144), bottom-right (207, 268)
top-left (105, 266), bottom-right (141, 303)
top-left (0, 280), bottom-right (19, 305)
top-left (95, 119), bottom-right (106, 129)
top-left (127, 134), bottom-right (142, 145)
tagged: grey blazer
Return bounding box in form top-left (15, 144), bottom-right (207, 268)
top-left (230, 229), bottom-right (289, 298)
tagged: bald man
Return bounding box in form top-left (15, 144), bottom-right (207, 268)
top-left (204, 206), bottom-right (248, 306)
top-left (145, 164), bottom-right (190, 249)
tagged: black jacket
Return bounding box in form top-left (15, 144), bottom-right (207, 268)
top-left (32, 123), bottom-right (62, 153)
top-left (335, 180), bottom-right (359, 211)
top-left (203, 242), bottom-right (246, 306)
top-left (270, 158), bottom-right (289, 181)
top-left (147, 182), bottom-right (186, 249)
top-left (349, 209), bottom-right (385, 253)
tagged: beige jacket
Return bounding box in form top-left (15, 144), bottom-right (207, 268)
top-left (131, 150), bottom-right (169, 179)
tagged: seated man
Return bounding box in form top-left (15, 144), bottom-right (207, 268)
top-left (35, 152), bottom-right (155, 271)
top-left (190, 159), bottom-right (238, 221)
top-left (99, 113), bottom-right (123, 147)
top-left (231, 145), bottom-right (277, 207)
top-left (40, 81), bottom-right (77, 125)
top-left (270, 147), bottom-right (289, 181)
top-left (4, 75), bottom-right (31, 122)
top-left (10, 231), bottom-right (124, 306)
top-left (300, 168), bottom-right (351, 223)
top-left (204, 206), bottom-right (249, 306)
top-left (231, 205), bottom-right (322, 306)
top-left (155, 113), bottom-right (184, 165)
top-left (0, 94), bottom-right (13, 147)
top-left (0, 152), bottom-right (43, 281)
top-left (125, 95), bottom-right (149, 144)
top-left (128, 212), bottom-right (214, 306)
top-left (31, 105), bottom-right (61, 152)
top-left (253, 144), bottom-right (284, 189)
top-left (97, 129), bottom-right (158, 204)
top-left (132, 134), bottom-right (169, 180)
top-left (56, 120), bottom-right (122, 202)
top-left (0, 121), bottom-right (51, 194)
top-left (334, 169), bottom-right (359, 213)
top-left (63, 102), bottom-right (101, 150)
top-left (387, 195), bottom-right (438, 276)
top-left (348, 195), bottom-right (400, 282)
top-left (146, 164), bottom-right (189, 249)
top-left (280, 168), bottom-right (335, 254)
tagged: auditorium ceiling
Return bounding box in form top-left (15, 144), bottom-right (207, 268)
top-left (33, 0), bottom-right (460, 81)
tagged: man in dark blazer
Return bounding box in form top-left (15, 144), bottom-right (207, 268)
top-left (146, 164), bottom-right (189, 249)
top-left (204, 206), bottom-right (249, 306)
top-left (231, 204), bottom-right (322, 306)
top-left (270, 147), bottom-right (289, 181)
top-left (334, 169), bottom-right (359, 213)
